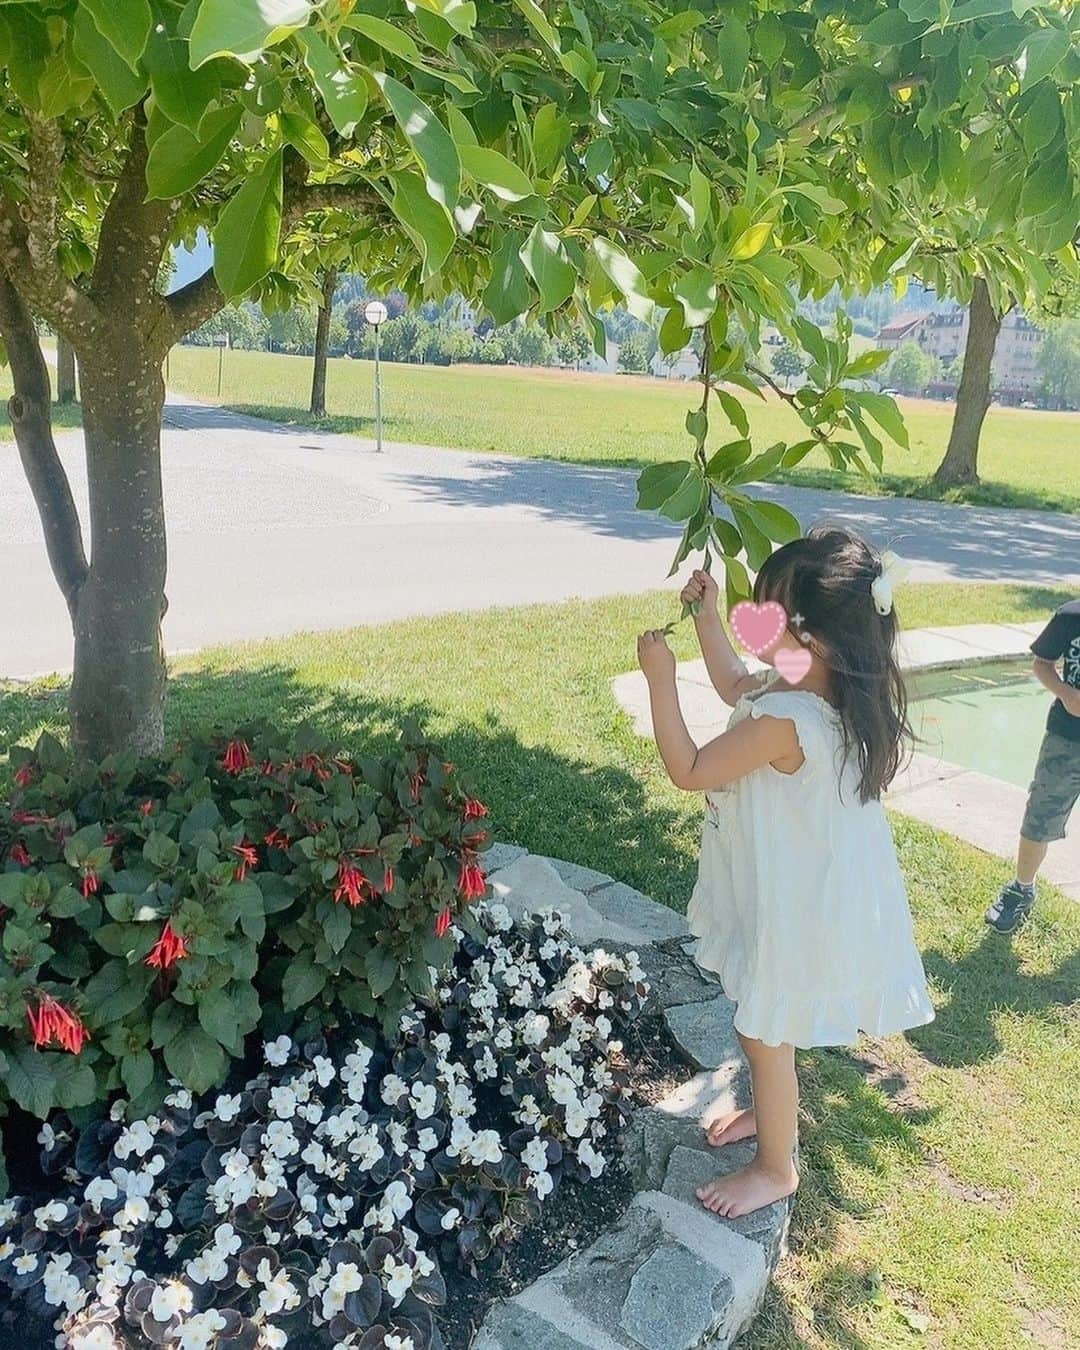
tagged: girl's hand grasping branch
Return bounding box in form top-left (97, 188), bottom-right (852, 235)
top-left (637, 629), bottom-right (676, 683)
top-left (680, 568), bottom-right (719, 619)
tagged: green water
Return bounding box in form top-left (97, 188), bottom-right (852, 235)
top-left (909, 661), bottom-right (1051, 790)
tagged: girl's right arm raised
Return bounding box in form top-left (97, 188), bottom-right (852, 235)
top-left (681, 569), bottom-right (766, 707)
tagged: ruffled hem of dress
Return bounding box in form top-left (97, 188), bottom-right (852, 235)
top-left (691, 929), bottom-right (935, 1050)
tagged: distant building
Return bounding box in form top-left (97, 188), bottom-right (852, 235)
top-left (875, 308), bottom-right (1043, 397)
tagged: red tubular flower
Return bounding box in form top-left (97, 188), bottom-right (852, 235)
top-left (103, 830), bottom-right (122, 848)
top-left (11, 809), bottom-right (45, 826)
top-left (9, 842), bottom-right (32, 866)
top-left (459, 859), bottom-right (487, 901)
top-left (13, 765), bottom-right (34, 788)
top-left (409, 771), bottom-right (425, 803)
top-left (81, 868), bottom-right (99, 898)
top-left (222, 740), bottom-right (253, 775)
top-left (26, 994), bottom-right (89, 1054)
top-left (260, 760), bottom-right (277, 777)
top-left (231, 840), bottom-right (259, 881)
top-left (264, 828), bottom-right (291, 851)
top-left (140, 800), bottom-right (154, 817)
top-left (145, 921), bottom-right (189, 970)
top-left (463, 798), bottom-right (488, 820)
top-left (435, 907), bottom-right (452, 938)
top-left (382, 866), bottom-right (395, 894)
top-left (334, 858), bottom-right (369, 907)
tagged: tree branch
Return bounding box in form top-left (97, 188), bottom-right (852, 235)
top-left (789, 77), bottom-right (929, 134)
top-left (166, 266), bottom-right (225, 340)
top-left (0, 271), bottom-right (89, 619)
top-left (282, 181), bottom-right (386, 234)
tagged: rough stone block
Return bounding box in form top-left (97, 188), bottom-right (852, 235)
top-left (472, 1301), bottom-right (593, 1350)
top-left (543, 856), bottom-right (615, 894)
top-left (489, 855), bottom-right (644, 946)
top-left (619, 1243), bottom-right (732, 1350)
top-left (662, 1144), bottom-right (792, 1265)
top-left (588, 881), bottom-right (689, 943)
top-left (664, 996), bottom-right (739, 1070)
top-left (483, 842), bottom-right (529, 875)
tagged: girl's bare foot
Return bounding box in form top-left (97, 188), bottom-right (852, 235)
top-left (696, 1159), bottom-right (798, 1218)
top-left (706, 1107), bottom-right (757, 1147)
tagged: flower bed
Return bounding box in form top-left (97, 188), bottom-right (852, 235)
top-left (0, 901), bottom-right (650, 1350)
top-left (0, 723), bottom-right (494, 1156)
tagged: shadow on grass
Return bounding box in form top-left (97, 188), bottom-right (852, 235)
top-left (776, 467), bottom-right (1080, 517)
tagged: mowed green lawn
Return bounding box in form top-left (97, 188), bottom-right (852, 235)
top-left (166, 345), bottom-right (1080, 514)
top-left (3, 581), bottom-right (1077, 1350)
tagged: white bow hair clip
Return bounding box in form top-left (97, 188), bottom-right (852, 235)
top-left (870, 550), bottom-right (910, 616)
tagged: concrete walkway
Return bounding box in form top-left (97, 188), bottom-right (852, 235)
top-left (613, 623), bottom-right (1080, 901)
top-left (1, 394), bottom-right (1078, 680)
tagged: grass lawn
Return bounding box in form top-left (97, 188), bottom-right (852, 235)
top-left (2, 580), bottom-right (1076, 1350)
top-left (0, 364), bottom-right (83, 438)
top-left (166, 345), bottom-right (1080, 515)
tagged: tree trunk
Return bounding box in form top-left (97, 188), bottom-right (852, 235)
top-left (55, 332), bottom-right (77, 403)
top-left (0, 274), bottom-right (88, 621)
top-left (932, 278), bottom-right (1002, 488)
top-left (68, 341), bottom-right (168, 758)
top-left (310, 266), bottom-right (337, 418)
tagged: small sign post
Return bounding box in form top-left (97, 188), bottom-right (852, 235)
top-left (364, 299), bottom-right (388, 453)
top-left (213, 331), bottom-right (229, 398)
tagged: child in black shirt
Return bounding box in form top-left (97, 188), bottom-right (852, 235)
top-left (986, 600), bottom-right (1080, 933)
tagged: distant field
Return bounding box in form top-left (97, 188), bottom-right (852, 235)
top-left (166, 346), bottom-right (1079, 514)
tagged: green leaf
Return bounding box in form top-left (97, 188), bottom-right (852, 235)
top-left (85, 958), bottom-right (153, 1023)
top-left (323, 901), bottom-right (352, 954)
top-left (164, 1027), bottom-right (227, 1095)
top-left (689, 160), bottom-right (712, 231)
top-left (715, 389), bottom-right (749, 438)
top-left (458, 144), bottom-right (533, 202)
top-left (145, 105), bottom-right (241, 199)
top-left (730, 501), bottom-right (772, 570)
top-left (213, 151), bottom-right (283, 297)
top-left (389, 169), bottom-right (456, 282)
top-left (7, 1047), bottom-right (57, 1118)
top-left (197, 987), bottom-right (242, 1049)
top-left (277, 110), bottom-right (328, 168)
top-left (591, 238), bottom-right (655, 324)
top-left (80, 0), bottom-right (151, 68)
top-left (483, 230), bottom-right (533, 325)
top-left (346, 13), bottom-right (423, 61)
top-left (674, 267), bottom-right (718, 327)
top-left (853, 390), bottom-right (909, 448)
top-left (1021, 27), bottom-right (1070, 89)
top-left (1021, 83), bottom-right (1063, 157)
top-left (705, 439), bottom-right (752, 482)
top-left (144, 830), bottom-right (181, 871)
top-left (143, 31), bottom-right (220, 132)
top-left (39, 49), bottom-right (95, 118)
top-left (511, 0), bottom-right (560, 51)
top-left (375, 73), bottom-right (460, 210)
top-left (718, 18), bottom-right (749, 90)
top-left (519, 224), bottom-right (576, 314)
top-left (121, 1049), bottom-right (154, 1100)
top-left (782, 184), bottom-right (846, 215)
top-left (637, 461), bottom-right (694, 511)
top-left (72, 8), bottom-right (147, 115)
top-left (742, 499), bottom-right (801, 543)
top-left (659, 467), bottom-right (708, 522)
top-left (731, 221), bottom-right (773, 261)
top-left (365, 945), bottom-right (399, 998)
top-left (189, 0), bottom-right (313, 67)
top-left (658, 304), bottom-right (691, 355)
top-left (151, 998), bottom-right (186, 1048)
top-left (282, 955), bottom-right (328, 1010)
top-left (861, 11), bottom-right (928, 45)
top-left (413, 0), bottom-right (477, 37)
top-left (296, 29), bottom-right (368, 137)
top-left (794, 243), bottom-right (842, 281)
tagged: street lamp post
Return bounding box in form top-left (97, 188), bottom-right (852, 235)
top-left (364, 299), bottom-right (388, 453)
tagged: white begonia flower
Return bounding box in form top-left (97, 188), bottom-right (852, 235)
top-left (0, 1199), bottom-right (18, 1224)
top-left (155, 1208), bottom-right (174, 1230)
top-left (440, 1205), bottom-right (461, 1231)
top-left (380, 1074), bottom-right (409, 1107)
top-left (416, 1128), bottom-right (439, 1154)
top-left (149, 1279), bottom-right (193, 1323)
top-left (517, 1095), bottom-right (543, 1127)
top-left (487, 904), bottom-right (514, 931)
top-left (548, 1072), bottom-right (577, 1107)
top-left (382, 1254), bottom-right (414, 1304)
top-left (493, 1024), bottom-right (513, 1049)
top-left (564, 1105), bottom-right (589, 1138)
top-left (113, 1119), bottom-right (157, 1161)
top-left (474, 1048), bottom-right (498, 1081)
top-left (522, 1136), bottom-right (550, 1173)
top-left (385, 1336), bottom-right (415, 1350)
top-left (432, 1032), bottom-right (452, 1056)
top-left (532, 1168), bottom-right (555, 1199)
top-left (268, 1085), bottom-right (298, 1119)
top-left (349, 1127), bottom-right (384, 1171)
top-left (186, 1248), bottom-right (228, 1285)
top-left (447, 1082), bottom-right (475, 1116)
top-left (257, 1261), bottom-right (300, 1316)
top-left (0, 1239), bottom-right (13, 1261)
top-left (410, 1082), bottom-right (438, 1120)
top-left (577, 1139), bottom-right (606, 1178)
top-left (384, 1179), bottom-right (412, 1219)
top-left (213, 1223), bottom-right (242, 1256)
top-left (466, 1129), bottom-right (503, 1166)
top-left (594, 1014), bottom-right (613, 1039)
top-left (260, 1328), bottom-right (289, 1350)
top-left (33, 1200), bottom-right (68, 1227)
top-left (116, 1195), bottom-right (150, 1230)
top-left (71, 1329), bottom-right (119, 1350)
top-left (263, 1120), bottom-right (299, 1159)
top-left (175, 1310), bottom-right (227, 1350)
top-left (264, 1035), bottom-right (292, 1066)
top-left (311, 1053), bottom-right (336, 1087)
top-left (214, 1093), bottom-right (243, 1122)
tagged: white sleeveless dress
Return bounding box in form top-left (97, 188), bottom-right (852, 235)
top-left (687, 677), bottom-right (935, 1049)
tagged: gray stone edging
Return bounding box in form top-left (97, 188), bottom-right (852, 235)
top-left (474, 850), bottom-right (789, 1350)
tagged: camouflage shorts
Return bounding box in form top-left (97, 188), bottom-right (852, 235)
top-left (1021, 731), bottom-right (1080, 843)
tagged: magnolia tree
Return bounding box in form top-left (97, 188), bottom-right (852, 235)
top-left (0, 1), bottom-right (1076, 758)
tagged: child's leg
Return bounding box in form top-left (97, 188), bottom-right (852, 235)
top-left (1016, 835), bottom-right (1048, 886)
top-left (697, 1032), bottom-right (799, 1218)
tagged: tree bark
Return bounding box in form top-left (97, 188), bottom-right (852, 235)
top-left (0, 273), bottom-right (88, 620)
top-left (68, 340), bottom-right (168, 759)
top-left (310, 266), bottom-right (337, 418)
top-left (55, 332), bottom-right (77, 403)
top-left (933, 278), bottom-right (1002, 488)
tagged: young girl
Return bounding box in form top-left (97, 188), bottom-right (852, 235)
top-left (637, 526), bottom-right (934, 1219)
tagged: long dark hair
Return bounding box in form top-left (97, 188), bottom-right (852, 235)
top-left (753, 525), bottom-right (911, 803)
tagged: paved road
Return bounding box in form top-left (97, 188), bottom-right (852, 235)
top-left (2, 394), bottom-right (1078, 679)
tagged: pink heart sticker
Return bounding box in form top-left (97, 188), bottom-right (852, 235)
top-left (775, 647), bottom-right (812, 685)
top-left (729, 600), bottom-right (788, 656)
